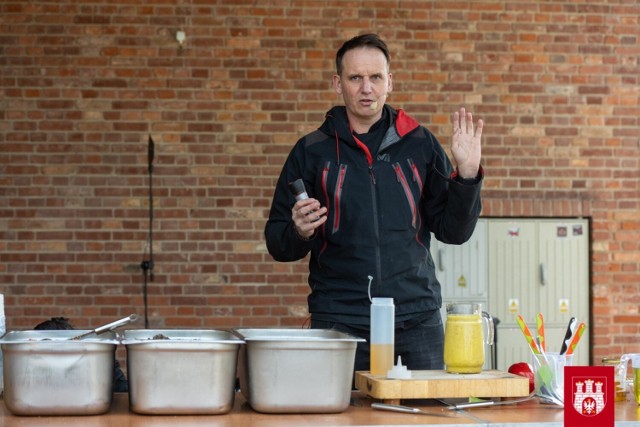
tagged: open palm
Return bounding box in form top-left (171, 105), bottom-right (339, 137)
top-left (451, 107), bottom-right (483, 179)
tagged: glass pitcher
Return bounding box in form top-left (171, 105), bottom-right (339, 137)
top-left (618, 354), bottom-right (640, 404)
top-left (443, 303), bottom-right (494, 374)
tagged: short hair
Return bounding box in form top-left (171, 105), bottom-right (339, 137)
top-left (34, 317), bottom-right (74, 330)
top-left (335, 33), bottom-right (391, 76)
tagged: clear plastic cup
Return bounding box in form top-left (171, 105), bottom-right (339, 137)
top-left (533, 352), bottom-right (574, 405)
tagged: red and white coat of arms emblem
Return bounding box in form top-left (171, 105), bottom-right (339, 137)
top-left (571, 377), bottom-right (607, 416)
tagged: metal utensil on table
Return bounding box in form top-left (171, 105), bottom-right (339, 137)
top-left (71, 314), bottom-right (139, 340)
top-left (371, 402), bottom-right (457, 418)
top-left (445, 392), bottom-right (536, 410)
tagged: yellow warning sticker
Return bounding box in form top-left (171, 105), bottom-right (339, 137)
top-left (457, 275), bottom-right (467, 288)
top-left (559, 299), bottom-right (569, 313)
top-left (508, 299), bottom-right (519, 313)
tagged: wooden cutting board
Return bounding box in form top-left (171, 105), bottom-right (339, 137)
top-left (355, 370), bottom-right (530, 403)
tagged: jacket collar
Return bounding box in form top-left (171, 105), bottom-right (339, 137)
top-left (320, 105), bottom-right (420, 145)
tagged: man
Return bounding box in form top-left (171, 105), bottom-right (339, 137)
top-left (264, 34), bottom-right (483, 372)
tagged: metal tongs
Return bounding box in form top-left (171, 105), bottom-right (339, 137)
top-left (71, 314), bottom-right (139, 340)
top-left (371, 402), bottom-right (457, 418)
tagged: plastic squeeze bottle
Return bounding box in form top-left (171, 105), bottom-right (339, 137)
top-left (370, 297), bottom-right (394, 375)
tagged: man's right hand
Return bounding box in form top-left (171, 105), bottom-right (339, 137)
top-left (292, 199), bottom-right (327, 239)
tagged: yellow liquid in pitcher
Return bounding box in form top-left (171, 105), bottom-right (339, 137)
top-left (370, 343), bottom-right (394, 376)
top-left (444, 314), bottom-right (484, 374)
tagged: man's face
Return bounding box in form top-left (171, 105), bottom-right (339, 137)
top-left (333, 46), bottom-right (393, 129)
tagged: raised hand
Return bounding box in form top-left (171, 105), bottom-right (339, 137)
top-left (451, 107), bottom-right (483, 179)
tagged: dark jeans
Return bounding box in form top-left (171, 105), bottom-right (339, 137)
top-left (311, 309), bottom-right (445, 373)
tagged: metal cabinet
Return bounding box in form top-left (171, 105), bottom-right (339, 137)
top-left (435, 218), bottom-right (590, 371)
top-left (433, 219), bottom-right (488, 302)
top-left (488, 218), bottom-right (590, 370)
top-left (433, 219), bottom-right (491, 369)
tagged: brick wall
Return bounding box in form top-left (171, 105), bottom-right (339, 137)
top-left (1, 1), bottom-right (638, 364)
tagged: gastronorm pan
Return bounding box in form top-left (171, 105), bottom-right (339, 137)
top-left (233, 328), bottom-right (364, 413)
top-left (122, 329), bottom-right (243, 415)
top-left (0, 330), bottom-right (118, 415)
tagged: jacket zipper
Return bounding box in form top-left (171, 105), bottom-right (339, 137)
top-left (407, 158), bottom-right (423, 191)
top-left (317, 161), bottom-right (332, 267)
top-left (370, 164), bottom-right (383, 295)
top-left (405, 159), bottom-right (430, 251)
top-left (393, 162), bottom-right (417, 229)
top-left (341, 132), bottom-right (384, 293)
top-left (332, 164), bottom-right (347, 233)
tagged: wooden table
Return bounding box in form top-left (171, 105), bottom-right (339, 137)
top-left (1, 392), bottom-right (639, 426)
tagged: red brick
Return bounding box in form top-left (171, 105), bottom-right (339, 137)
top-left (1, 1), bottom-right (638, 360)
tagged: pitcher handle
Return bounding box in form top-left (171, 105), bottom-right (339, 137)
top-left (618, 354), bottom-right (636, 395)
top-left (482, 311), bottom-right (494, 346)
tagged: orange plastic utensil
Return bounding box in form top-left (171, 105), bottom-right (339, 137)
top-left (536, 313), bottom-right (545, 352)
top-left (516, 314), bottom-right (540, 355)
top-left (566, 322), bottom-right (586, 355)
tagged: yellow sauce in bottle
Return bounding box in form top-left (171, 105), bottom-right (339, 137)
top-left (370, 343), bottom-right (394, 376)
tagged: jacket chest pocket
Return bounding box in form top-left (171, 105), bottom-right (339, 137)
top-left (381, 159), bottom-right (423, 231)
top-left (392, 162), bottom-right (418, 229)
top-left (320, 159), bottom-right (424, 235)
top-left (321, 162), bottom-right (348, 234)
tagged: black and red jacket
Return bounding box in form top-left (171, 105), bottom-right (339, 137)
top-left (265, 105), bottom-right (482, 325)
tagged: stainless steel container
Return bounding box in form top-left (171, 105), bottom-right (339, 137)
top-left (122, 329), bottom-right (243, 415)
top-left (0, 330), bottom-right (119, 416)
top-left (234, 328), bottom-right (364, 413)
